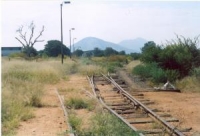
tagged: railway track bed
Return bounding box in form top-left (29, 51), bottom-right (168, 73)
top-left (88, 73), bottom-right (192, 136)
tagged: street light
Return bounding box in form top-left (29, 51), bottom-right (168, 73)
top-left (73, 38), bottom-right (76, 52)
top-left (60, 1), bottom-right (70, 64)
top-left (69, 28), bottom-right (75, 58)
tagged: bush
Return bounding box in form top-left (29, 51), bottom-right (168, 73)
top-left (65, 97), bottom-right (96, 111)
top-left (191, 67), bottom-right (200, 78)
top-left (1, 60), bottom-right (69, 135)
top-left (66, 97), bottom-right (89, 109)
top-left (106, 62), bottom-right (122, 73)
top-left (68, 114), bottom-right (82, 132)
top-left (150, 67), bottom-right (167, 83)
top-left (132, 63), bottom-right (169, 83)
top-left (76, 112), bottom-right (138, 136)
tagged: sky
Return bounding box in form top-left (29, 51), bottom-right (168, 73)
top-left (1, 0), bottom-right (200, 50)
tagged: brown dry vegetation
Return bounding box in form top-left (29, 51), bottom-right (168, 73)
top-left (2, 58), bottom-right (200, 136)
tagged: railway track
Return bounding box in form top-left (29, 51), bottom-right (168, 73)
top-left (87, 73), bottom-right (192, 136)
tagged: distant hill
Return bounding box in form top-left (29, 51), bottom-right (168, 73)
top-left (119, 38), bottom-right (148, 52)
top-left (74, 37), bottom-right (136, 54)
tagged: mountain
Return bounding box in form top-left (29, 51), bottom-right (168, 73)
top-left (74, 37), bottom-right (136, 54)
top-left (118, 38), bottom-right (148, 53)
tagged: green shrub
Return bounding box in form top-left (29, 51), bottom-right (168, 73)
top-left (150, 67), bottom-right (167, 83)
top-left (76, 112), bottom-right (138, 136)
top-left (68, 114), bottom-right (82, 132)
top-left (9, 52), bottom-right (26, 58)
top-left (66, 97), bottom-right (89, 109)
top-left (191, 67), bottom-right (200, 78)
top-left (165, 70), bottom-right (180, 82)
top-left (133, 63), bottom-right (170, 83)
top-left (104, 61), bottom-right (123, 73)
top-left (132, 64), bottom-right (151, 78)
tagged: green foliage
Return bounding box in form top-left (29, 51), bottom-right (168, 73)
top-left (165, 70), bottom-right (180, 82)
top-left (44, 40), bottom-right (70, 57)
top-left (9, 52), bottom-right (26, 58)
top-left (76, 112), bottom-right (138, 136)
top-left (132, 63), bottom-right (168, 83)
top-left (106, 61), bottom-right (123, 73)
top-left (68, 114), bottom-right (82, 132)
top-left (130, 53), bottom-right (141, 60)
top-left (92, 47), bottom-right (126, 57)
top-left (191, 67), bottom-right (200, 79)
top-left (93, 47), bottom-right (104, 57)
top-left (138, 36), bottom-right (200, 82)
top-left (23, 47), bottom-right (38, 57)
top-left (73, 49), bottom-right (84, 57)
top-left (66, 97), bottom-right (89, 109)
top-left (132, 64), bottom-right (151, 79)
top-left (150, 67), bottom-right (167, 83)
top-left (140, 41), bottom-right (162, 63)
top-left (65, 96), bottom-right (96, 111)
top-left (104, 47), bottom-right (119, 56)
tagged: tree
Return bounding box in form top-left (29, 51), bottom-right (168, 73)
top-left (119, 51), bottom-right (126, 55)
top-left (159, 36), bottom-right (200, 77)
top-left (15, 22), bottom-right (44, 57)
top-left (130, 53), bottom-right (141, 60)
top-left (73, 49), bottom-right (84, 57)
top-left (23, 47), bottom-right (38, 57)
top-left (44, 40), bottom-right (70, 57)
top-left (140, 41), bottom-right (162, 63)
top-left (93, 47), bottom-right (104, 57)
top-left (104, 47), bottom-right (118, 56)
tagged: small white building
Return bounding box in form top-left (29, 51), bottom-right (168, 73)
top-left (1, 47), bottom-right (22, 56)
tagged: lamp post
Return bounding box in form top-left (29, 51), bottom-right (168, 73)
top-left (69, 28), bottom-right (75, 58)
top-left (73, 38), bottom-right (76, 52)
top-left (60, 1), bottom-right (70, 64)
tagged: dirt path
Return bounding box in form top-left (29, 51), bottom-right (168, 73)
top-left (16, 87), bottom-right (68, 136)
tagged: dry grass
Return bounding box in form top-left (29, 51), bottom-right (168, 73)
top-left (78, 64), bottom-right (106, 76)
top-left (176, 76), bottom-right (200, 92)
top-left (1, 58), bottom-right (74, 135)
top-left (125, 60), bottom-right (141, 73)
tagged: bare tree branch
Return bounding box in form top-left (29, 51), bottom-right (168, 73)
top-left (15, 22), bottom-right (45, 57)
top-left (28, 25), bottom-right (35, 46)
top-left (15, 37), bottom-right (26, 48)
top-left (31, 26), bottom-right (44, 47)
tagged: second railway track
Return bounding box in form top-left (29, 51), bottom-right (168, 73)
top-left (87, 73), bottom-right (192, 136)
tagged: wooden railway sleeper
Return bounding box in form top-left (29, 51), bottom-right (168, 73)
top-left (104, 74), bottom-right (186, 136)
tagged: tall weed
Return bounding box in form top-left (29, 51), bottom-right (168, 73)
top-left (1, 59), bottom-right (69, 135)
top-left (72, 111), bottom-right (138, 136)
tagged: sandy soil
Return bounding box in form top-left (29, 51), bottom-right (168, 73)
top-left (16, 75), bottom-right (91, 136)
top-left (16, 87), bottom-right (68, 136)
top-left (16, 72), bottom-right (200, 136)
top-left (143, 92), bottom-right (200, 134)
top-left (119, 70), bottom-right (200, 135)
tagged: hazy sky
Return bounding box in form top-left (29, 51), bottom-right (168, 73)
top-left (1, 0), bottom-right (200, 50)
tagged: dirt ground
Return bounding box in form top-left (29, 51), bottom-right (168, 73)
top-left (16, 75), bottom-right (91, 136)
top-left (119, 70), bottom-right (200, 135)
top-left (143, 91), bottom-right (200, 134)
top-left (16, 86), bottom-right (68, 136)
top-left (16, 73), bottom-right (200, 136)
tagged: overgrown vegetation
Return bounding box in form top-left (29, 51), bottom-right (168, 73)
top-left (65, 97), bottom-right (95, 110)
top-left (67, 103), bottom-right (138, 136)
top-left (1, 59), bottom-right (73, 135)
top-left (72, 112), bottom-right (138, 136)
top-left (132, 35), bottom-right (200, 84)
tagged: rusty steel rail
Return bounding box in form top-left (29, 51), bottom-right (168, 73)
top-left (103, 73), bottom-right (185, 136)
top-left (55, 89), bottom-right (75, 136)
